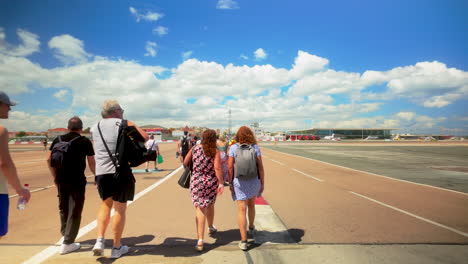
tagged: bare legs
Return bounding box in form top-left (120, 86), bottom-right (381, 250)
top-left (112, 201), bottom-right (127, 247)
top-left (96, 197), bottom-right (127, 247)
top-left (236, 196), bottom-right (256, 241)
top-left (206, 203), bottom-right (215, 229)
top-left (194, 203), bottom-right (216, 244)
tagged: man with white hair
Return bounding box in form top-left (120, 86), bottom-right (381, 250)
top-left (0, 91), bottom-right (31, 239)
top-left (90, 100), bottom-right (148, 259)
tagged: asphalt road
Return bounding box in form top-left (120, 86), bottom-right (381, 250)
top-left (1, 142), bottom-right (467, 264)
top-left (262, 142), bottom-right (468, 193)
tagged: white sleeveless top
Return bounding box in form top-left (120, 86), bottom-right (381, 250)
top-left (0, 170), bottom-right (8, 194)
top-left (90, 118), bottom-right (122, 175)
top-left (1, 122), bottom-right (9, 194)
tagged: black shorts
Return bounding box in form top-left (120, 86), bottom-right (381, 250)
top-left (148, 152), bottom-right (158, 161)
top-left (96, 173), bottom-right (135, 202)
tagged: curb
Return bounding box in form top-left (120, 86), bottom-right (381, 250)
top-left (254, 197), bottom-right (296, 244)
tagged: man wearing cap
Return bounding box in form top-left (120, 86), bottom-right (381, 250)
top-left (0, 91), bottom-right (31, 238)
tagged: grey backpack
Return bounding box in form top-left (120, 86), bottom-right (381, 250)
top-left (234, 144), bottom-right (258, 179)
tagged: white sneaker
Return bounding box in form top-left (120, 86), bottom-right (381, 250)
top-left (92, 240), bottom-right (105, 256)
top-left (238, 240), bottom-right (248, 251)
top-left (59, 242), bottom-right (80, 255)
top-left (110, 245), bottom-right (129, 259)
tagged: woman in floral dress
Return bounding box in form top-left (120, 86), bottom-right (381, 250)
top-left (184, 129), bottom-right (224, 251)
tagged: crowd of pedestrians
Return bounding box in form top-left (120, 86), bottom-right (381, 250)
top-left (1, 91), bottom-right (266, 259)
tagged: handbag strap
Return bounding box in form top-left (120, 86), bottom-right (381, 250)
top-left (97, 121), bottom-right (119, 169)
top-left (188, 145), bottom-right (196, 171)
top-left (149, 140), bottom-right (155, 150)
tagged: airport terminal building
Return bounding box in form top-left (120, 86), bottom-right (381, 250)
top-left (288, 128), bottom-right (396, 139)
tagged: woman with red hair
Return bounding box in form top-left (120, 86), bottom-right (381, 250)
top-left (228, 126), bottom-right (265, 251)
top-left (184, 129), bottom-right (224, 252)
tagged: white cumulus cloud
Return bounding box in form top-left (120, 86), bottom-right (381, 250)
top-left (48, 35), bottom-right (90, 65)
top-left (182, 51), bottom-right (193, 60)
top-left (153, 26), bottom-right (168, 36)
top-left (254, 48), bottom-right (267, 60)
top-left (0, 28), bottom-right (40, 57)
top-left (290, 50), bottom-right (329, 79)
top-left (130, 6), bottom-right (163, 22)
top-left (53, 89), bottom-right (68, 101)
top-left (360, 61), bottom-right (468, 108)
top-left (395, 112), bottom-right (416, 121)
top-left (216, 0), bottom-right (240, 10)
top-left (2, 29), bottom-right (468, 135)
top-left (144, 41), bottom-right (157, 57)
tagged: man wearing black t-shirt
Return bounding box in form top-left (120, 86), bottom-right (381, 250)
top-left (47, 116), bottom-right (96, 255)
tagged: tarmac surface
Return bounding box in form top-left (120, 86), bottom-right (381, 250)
top-left (262, 142), bottom-right (468, 193)
top-left (1, 141), bottom-right (467, 264)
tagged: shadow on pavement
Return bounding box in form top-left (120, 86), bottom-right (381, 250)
top-left (77, 228), bottom-right (304, 262)
top-left (288, 228), bottom-right (305, 243)
top-left (83, 228), bottom-right (305, 260)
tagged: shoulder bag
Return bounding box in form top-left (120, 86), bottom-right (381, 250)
top-left (178, 147), bottom-right (194, 188)
top-left (97, 121), bottom-right (134, 183)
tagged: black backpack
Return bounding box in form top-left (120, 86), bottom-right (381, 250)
top-left (117, 120), bottom-right (148, 167)
top-left (181, 136), bottom-right (190, 155)
top-left (98, 120), bottom-right (148, 176)
top-left (50, 135), bottom-right (81, 168)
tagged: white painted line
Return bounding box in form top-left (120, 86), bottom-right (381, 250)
top-left (265, 148), bottom-right (468, 196)
top-left (23, 166), bottom-right (183, 264)
top-left (292, 168), bottom-right (324, 182)
top-left (9, 174), bottom-right (96, 198)
top-left (269, 159), bottom-right (285, 166)
top-left (350, 191), bottom-right (468, 238)
top-left (16, 159), bottom-right (47, 165)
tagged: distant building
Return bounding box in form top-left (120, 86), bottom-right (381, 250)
top-left (288, 128), bottom-right (396, 139)
top-left (47, 128), bottom-right (68, 139)
top-left (250, 122), bottom-right (269, 140)
top-left (172, 130), bottom-right (185, 138)
top-left (141, 126), bottom-right (172, 141)
top-left (47, 128), bottom-right (91, 140)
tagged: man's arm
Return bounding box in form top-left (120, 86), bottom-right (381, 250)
top-left (0, 126), bottom-right (30, 201)
top-left (127, 120), bottom-right (149, 141)
top-left (46, 150), bottom-right (57, 182)
top-left (87, 155), bottom-right (96, 175)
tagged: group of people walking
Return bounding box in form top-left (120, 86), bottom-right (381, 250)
top-left (0, 93), bottom-right (265, 259)
top-left (182, 126), bottom-right (265, 251)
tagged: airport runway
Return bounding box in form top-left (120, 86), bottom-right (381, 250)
top-left (1, 142), bottom-right (467, 264)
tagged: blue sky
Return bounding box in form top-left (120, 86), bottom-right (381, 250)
top-left (1, 0), bottom-right (467, 135)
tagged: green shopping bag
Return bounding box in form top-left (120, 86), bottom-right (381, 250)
top-left (157, 154), bottom-right (164, 164)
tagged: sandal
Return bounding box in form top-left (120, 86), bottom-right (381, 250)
top-left (195, 239), bottom-right (203, 252)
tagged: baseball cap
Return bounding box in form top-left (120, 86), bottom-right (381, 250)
top-left (0, 91), bottom-right (17, 106)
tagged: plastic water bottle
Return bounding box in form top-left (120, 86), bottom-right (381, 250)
top-left (17, 184), bottom-right (29, 210)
